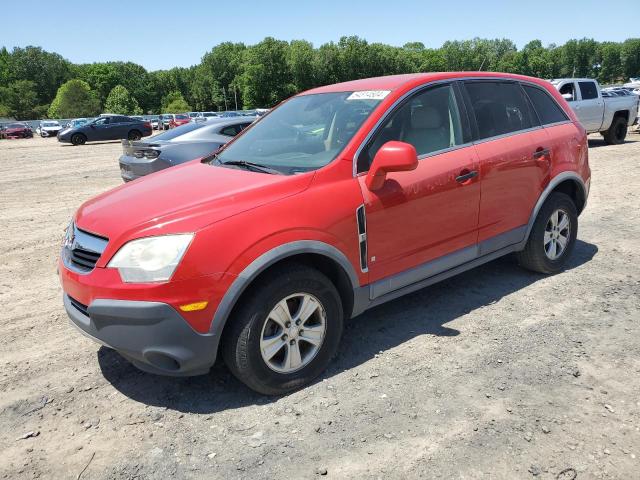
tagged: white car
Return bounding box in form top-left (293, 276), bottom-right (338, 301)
top-left (38, 121), bottom-right (62, 138)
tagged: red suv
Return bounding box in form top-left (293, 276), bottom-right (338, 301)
top-left (59, 73), bottom-right (590, 394)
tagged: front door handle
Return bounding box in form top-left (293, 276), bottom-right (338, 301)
top-left (533, 148), bottom-right (551, 160)
top-left (455, 170), bottom-right (478, 183)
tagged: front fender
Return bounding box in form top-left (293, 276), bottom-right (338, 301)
top-left (209, 237), bottom-right (360, 337)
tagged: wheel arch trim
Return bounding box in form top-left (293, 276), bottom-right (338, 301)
top-left (209, 240), bottom-right (359, 336)
top-left (523, 171), bottom-right (587, 245)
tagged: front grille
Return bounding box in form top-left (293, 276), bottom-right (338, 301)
top-left (68, 296), bottom-right (89, 316)
top-left (70, 247), bottom-right (101, 270)
top-left (63, 224), bottom-right (108, 273)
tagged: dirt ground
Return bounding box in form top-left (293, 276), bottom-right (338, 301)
top-left (0, 131), bottom-right (639, 480)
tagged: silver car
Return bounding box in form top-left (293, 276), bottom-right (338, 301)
top-left (119, 117), bottom-right (256, 182)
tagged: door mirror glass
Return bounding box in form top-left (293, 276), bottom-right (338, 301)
top-left (365, 141), bottom-right (418, 191)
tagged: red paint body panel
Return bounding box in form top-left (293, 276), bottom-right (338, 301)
top-left (474, 129), bottom-right (551, 242)
top-left (60, 72), bottom-right (590, 335)
top-left (359, 145), bottom-right (480, 281)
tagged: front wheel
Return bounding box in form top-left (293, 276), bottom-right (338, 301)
top-left (517, 192), bottom-right (578, 274)
top-left (222, 264), bottom-right (344, 395)
top-left (71, 133), bottom-right (86, 146)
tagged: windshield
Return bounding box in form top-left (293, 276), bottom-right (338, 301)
top-left (216, 92), bottom-right (384, 174)
top-left (42, 122), bottom-right (59, 127)
top-left (175, 114), bottom-right (189, 120)
top-left (7, 123), bottom-right (25, 128)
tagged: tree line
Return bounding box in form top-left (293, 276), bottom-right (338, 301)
top-left (1, 36), bottom-right (639, 120)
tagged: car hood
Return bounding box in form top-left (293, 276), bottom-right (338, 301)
top-left (75, 160), bottom-right (313, 250)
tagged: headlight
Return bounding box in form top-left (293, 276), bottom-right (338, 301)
top-left (108, 234), bottom-right (193, 283)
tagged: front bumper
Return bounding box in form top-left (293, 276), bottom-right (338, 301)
top-left (41, 129), bottom-right (61, 137)
top-left (64, 294), bottom-right (218, 376)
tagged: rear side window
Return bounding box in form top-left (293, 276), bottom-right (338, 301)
top-left (578, 81), bottom-right (598, 100)
top-left (464, 81), bottom-right (534, 139)
top-left (220, 125), bottom-right (240, 137)
top-left (522, 85), bottom-right (569, 125)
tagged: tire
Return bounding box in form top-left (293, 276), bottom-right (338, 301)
top-left (603, 116), bottom-right (627, 145)
top-left (128, 130), bottom-right (142, 141)
top-left (221, 264), bottom-right (344, 395)
top-left (517, 192), bottom-right (578, 274)
top-left (71, 133), bottom-right (86, 146)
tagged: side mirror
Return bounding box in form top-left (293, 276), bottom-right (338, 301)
top-left (365, 141), bottom-right (419, 191)
top-left (561, 93), bottom-right (574, 102)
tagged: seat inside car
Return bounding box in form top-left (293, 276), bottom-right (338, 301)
top-left (402, 105), bottom-right (449, 155)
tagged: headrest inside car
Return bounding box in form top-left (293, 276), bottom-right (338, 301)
top-left (411, 106), bottom-right (443, 129)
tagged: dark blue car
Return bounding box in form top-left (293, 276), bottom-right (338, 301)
top-left (57, 114), bottom-right (152, 145)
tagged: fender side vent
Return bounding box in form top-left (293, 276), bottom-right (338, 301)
top-left (356, 205), bottom-right (368, 272)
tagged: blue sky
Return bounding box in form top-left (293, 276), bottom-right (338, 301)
top-left (3, 0), bottom-right (637, 71)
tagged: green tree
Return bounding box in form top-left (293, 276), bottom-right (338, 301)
top-left (48, 79), bottom-right (100, 118)
top-left (6, 46), bottom-right (71, 105)
top-left (104, 85), bottom-right (143, 115)
top-left (598, 42), bottom-right (623, 83)
top-left (241, 37), bottom-right (292, 108)
top-left (287, 40), bottom-right (317, 92)
top-left (164, 97), bottom-right (191, 113)
top-left (198, 42), bottom-right (247, 111)
top-left (621, 38), bottom-right (640, 80)
top-left (0, 80), bottom-right (40, 119)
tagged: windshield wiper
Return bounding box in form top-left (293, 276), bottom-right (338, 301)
top-left (216, 159), bottom-right (282, 175)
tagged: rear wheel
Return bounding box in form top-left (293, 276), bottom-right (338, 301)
top-left (602, 116), bottom-right (627, 145)
top-left (128, 130), bottom-right (142, 141)
top-left (222, 264), bottom-right (344, 395)
top-left (71, 133), bottom-right (86, 146)
top-left (517, 192), bottom-right (578, 274)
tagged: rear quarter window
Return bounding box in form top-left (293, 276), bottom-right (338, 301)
top-left (522, 85), bottom-right (569, 125)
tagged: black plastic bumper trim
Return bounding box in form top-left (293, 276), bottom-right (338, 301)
top-left (63, 295), bottom-right (218, 376)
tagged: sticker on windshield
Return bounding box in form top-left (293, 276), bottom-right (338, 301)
top-left (347, 90), bottom-right (391, 101)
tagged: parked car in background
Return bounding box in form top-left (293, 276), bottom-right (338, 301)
top-left (119, 117), bottom-right (256, 181)
top-left (1, 122), bottom-right (33, 139)
top-left (66, 118), bottom-right (90, 129)
top-left (193, 112), bottom-right (219, 122)
top-left (150, 117), bottom-right (159, 129)
top-left (169, 114), bottom-right (190, 128)
top-left (38, 120), bottom-right (63, 137)
top-left (220, 111), bottom-right (240, 118)
top-left (61, 72), bottom-right (591, 394)
top-left (158, 114), bottom-right (174, 130)
top-left (57, 114), bottom-right (152, 145)
top-left (551, 78), bottom-right (639, 144)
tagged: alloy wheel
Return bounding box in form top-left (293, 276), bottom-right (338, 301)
top-left (259, 293), bottom-right (327, 374)
top-left (544, 209), bottom-right (570, 260)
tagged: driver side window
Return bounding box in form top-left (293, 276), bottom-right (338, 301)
top-left (559, 83), bottom-right (576, 101)
top-left (357, 84), bottom-right (467, 173)
top-left (94, 117), bottom-right (109, 126)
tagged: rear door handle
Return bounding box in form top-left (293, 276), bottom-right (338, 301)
top-left (455, 170), bottom-right (478, 183)
top-left (533, 148), bottom-right (551, 160)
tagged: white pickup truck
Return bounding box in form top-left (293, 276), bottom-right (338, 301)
top-left (550, 78), bottom-right (639, 144)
